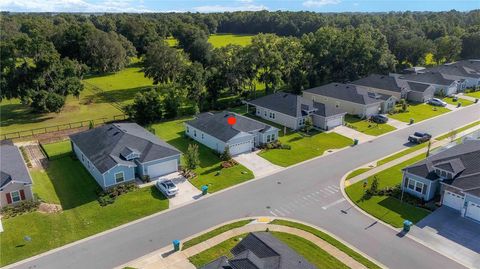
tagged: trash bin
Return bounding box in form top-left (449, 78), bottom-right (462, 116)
top-left (403, 220), bottom-right (412, 232)
top-left (457, 102), bottom-right (462, 108)
top-left (409, 118), bottom-right (415, 125)
top-left (173, 240), bottom-right (181, 251)
top-left (453, 96), bottom-right (458, 102)
top-left (475, 98), bottom-right (479, 103)
top-left (202, 185), bottom-right (208, 195)
top-left (353, 139), bottom-right (359, 146)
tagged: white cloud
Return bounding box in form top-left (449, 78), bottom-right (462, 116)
top-left (353, 2), bottom-right (359, 6)
top-left (302, 0), bottom-right (341, 8)
top-left (193, 3), bottom-right (267, 12)
top-left (0, 0), bottom-right (153, 12)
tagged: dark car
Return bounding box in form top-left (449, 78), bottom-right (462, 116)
top-left (408, 132), bottom-right (432, 144)
top-left (371, 114), bottom-right (389, 124)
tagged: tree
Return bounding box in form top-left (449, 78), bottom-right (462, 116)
top-left (30, 91), bottom-right (65, 113)
top-left (143, 41), bottom-right (186, 84)
top-left (185, 144), bottom-right (200, 170)
top-left (461, 31), bottom-right (480, 59)
top-left (179, 62), bottom-right (207, 110)
top-left (220, 147), bottom-right (232, 161)
top-left (125, 89), bottom-right (163, 125)
top-left (163, 87), bottom-right (183, 119)
top-left (304, 116), bottom-right (313, 134)
top-left (174, 23), bottom-right (212, 65)
top-left (434, 36), bottom-right (462, 63)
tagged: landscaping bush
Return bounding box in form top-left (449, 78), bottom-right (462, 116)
top-left (96, 182), bottom-right (138, 206)
top-left (220, 147), bottom-right (232, 161)
top-left (260, 141), bottom-right (287, 150)
top-left (19, 146), bottom-right (32, 168)
top-left (180, 167), bottom-right (197, 179)
top-left (221, 159), bottom-right (238, 168)
top-left (1, 200), bottom-right (41, 218)
top-left (141, 175), bottom-right (151, 183)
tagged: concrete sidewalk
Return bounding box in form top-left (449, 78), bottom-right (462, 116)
top-left (121, 221), bottom-right (369, 269)
top-left (457, 93), bottom-right (478, 102)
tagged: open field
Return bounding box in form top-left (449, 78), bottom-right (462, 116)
top-left (345, 115), bottom-right (396, 136)
top-left (167, 33), bottom-right (254, 48)
top-left (389, 103), bottom-right (450, 123)
top-left (0, 142), bottom-right (169, 266)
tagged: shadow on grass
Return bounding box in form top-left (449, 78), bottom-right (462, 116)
top-left (149, 186), bottom-right (168, 201)
top-left (92, 86), bottom-right (154, 104)
top-left (377, 196), bottom-right (429, 223)
top-left (0, 103), bottom-right (53, 128)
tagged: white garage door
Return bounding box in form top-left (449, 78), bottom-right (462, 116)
top-left (147, 159), bottom-right (178, 178)
top-left (228, 141), bottom-right (253, 156)
top-left (465, 201), bottom-right (480, 221)
top-left (443, 191), bottom-right (464, 210)
top-left (326, 117), bottom-right (343, 129)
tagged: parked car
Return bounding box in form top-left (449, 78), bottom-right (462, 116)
top-left (408, 132), bottom-right (432, 144)
top-left (428, 98), bottom-right (447, 107)
top-left (371, 114), bottom-right (388, 123)
top-left (155, 180), bottom-right (179, 196)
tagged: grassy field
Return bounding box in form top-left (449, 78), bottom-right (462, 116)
top-left (344, 115), bottom-right (396, 136)
top-left (465, 91), bottom-right (480, 99)
top-left (1, 142), bottom-right (169, 266)
top-left (167, 33), bottom-right (254, 49)
top-left (389, 103), bottom-right (450, 123)
top-left (442, 96), bottom-right (474, 107)
top-left (345, 154), bottom-right (431, 228)
top-left (182, 219), bottom-right (253, 249)
top-left (42, 140), bottom-right (72, 158)
top-left (151, 118), bottom-right (254, 193)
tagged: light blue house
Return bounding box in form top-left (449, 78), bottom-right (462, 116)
top-left (70, 123), bottom-right (181, 190)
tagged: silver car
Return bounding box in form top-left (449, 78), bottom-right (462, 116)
top-left (428, 98), bottom-right (447, 107)
top-left (155, 180), bottom-right (179, 196)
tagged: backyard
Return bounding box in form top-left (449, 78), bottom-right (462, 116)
top-left (0, 141), bottom-right (169, 266)
top-left (389, 102), bottom-right (450, 123)
top-left (344, 115), bottom-right (396, 136)
top-left (150, 118), bottom-right (254, 193)
top-left (345, 154), bottom-right (431, 228)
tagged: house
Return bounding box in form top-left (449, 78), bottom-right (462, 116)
top-left (302, 83), bottom-right (396, 118)
top-left (392, 71), bottom-right (461, 96)
top-left (351, 74), bottom-right (410, 101)
top-left (200, 232), bottom-right (315, 269)
top-left (245, 92), bottom-right (346, 131)
top-left (427, 60), bottom-right (480, 89)
top-left (0, 141), bottom-right (34, 207)
top-left (70, 123), bottom-right (181, 190)
top-left (185, 112), bottom-right (279, 156)
top-left (405, 81), bottom-right (436, 103)
top-left (401, 140), bottom-right (480, 222)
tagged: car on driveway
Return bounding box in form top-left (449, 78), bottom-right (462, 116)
top-left (155, 179), bottom-right (179, 197)
top-left (428, 98), bottom-right (447, 107)
top-left (408, 132), bottom-right (432, 144)
top-left (371, 114), bottom-right (389, 123)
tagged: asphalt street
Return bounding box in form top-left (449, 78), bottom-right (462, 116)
top-left (7, 104), bottom-right (480, 269)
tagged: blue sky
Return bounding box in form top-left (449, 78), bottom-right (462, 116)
top-left (0, 0), bottom-right (478, 13)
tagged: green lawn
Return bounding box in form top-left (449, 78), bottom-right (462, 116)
top-left (436, 120), bottom-right (480, 141)
top-left (189, 234), bottom-right (247, 267)
top-left (376, 143), bottom-right (428, 166)
top-left (344, 115), bottom-right (396, 136)
top-left (272, 232), bottom-right (349, 269)
top-left (346, 168), bottom-right (373, 180)
top-left (42, 140), bottom-right (72, 158)
top-left (151, 118), bottom-right (254, 193)
top-left (270, 220), bottom-right (381, 269)
top-left (259, 130), bottom-right (352, 167)
top-left (0, 144), bottom-right (169, 266)
top-left (465, 90), bottom-right (480, 99)
top-left (442, 96), bottom-right (474, 107)
top-left (345, 154), bottom-right (431, 228)
top-left (182, 219), bottom-right (253, 249)
top-left (389, 103), bottom-right (450, 123)
top-left (167, 33), bottom-right (254, 49)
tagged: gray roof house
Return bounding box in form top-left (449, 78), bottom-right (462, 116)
top-left (405, 81), bottom-right (436, 103)
top-left (70, 123), bottom-right (181, 190)
top-left (0, 141), bottom-right (34, 207)
top-left (427, 61), bottom-right (480, 89)
top-left (245, 92), bottom-right (346, 131)
top-left (401, 140), bottom-right (480, 222)
top-left (185, 112), bottom-right (279, 156)
top-left (200, 232), bottom-right (316, 269)
top-left (302, 83), bottom-right (396, 118)
top-left (393, 71), bottom-right (460, 96)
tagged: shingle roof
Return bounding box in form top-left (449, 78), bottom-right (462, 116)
top-left (351, 74), bottom-right (404, 93)
top-left (200, 256), bottom-right (229, 269)
top-left (312, 102), bottom-right (346, 117)
top-left (404, 140), bottom-right (480, 194)
top-left (69, 123), bottom-right (181, 174)
top-left (304, 83), bottom-right (388, 105)
top-left (0, 144), bottom-right (32, 188)
top-left (186, 112), bottom-right (277, 143)
top-left (428, 63), bottom-right (480, 79)
top-left (398, 71), bottom-right (456, 86)
top-left (407, 81), bottom-right (434, 92)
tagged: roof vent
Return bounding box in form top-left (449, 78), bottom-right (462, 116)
top-left (108, 127), bottom-right (113, 131)
top-left (346, 86), bottom-right (349, 88)
top-left (334, 84), bottom-right (338, 87)
top-left (113, 132), bottom-right (120, 136)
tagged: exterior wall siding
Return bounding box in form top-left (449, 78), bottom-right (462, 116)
top-left (254, 106), bottom-right (299, 130)
top-left (186, 123), bottom-right (228, 153)
top-left (137, 155), bottom-right (181, 178)
top-left (401, 172), bottom-right (439, 201)
top-left (465, 194), bottom-right (480, 205)
top-left (0, 183), bottom-right (34, 207)
top-left (72, 142), bottom-right (105, 188)
top-left (103, 165), bottom-right (135, 188)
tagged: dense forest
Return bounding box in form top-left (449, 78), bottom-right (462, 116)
top-left (1, 11), bottom-right (479, 122)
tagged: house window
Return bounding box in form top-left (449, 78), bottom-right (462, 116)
top-left (272, 113), bottom-right (275, 119)
top-left (202, 133), bottom-right (204, 139)
top-left (408, 179), bottom-right (415, 190)
top-left (257, 110), bottom-right (260, 115)
top-left (11, 191), bottom-right (21, 203)
top-left (271, 134), bottom-right (275, 141)
top-left (264, 111), bottom-right (267, 116)
top-left (415, 182), bottom-right (423, 193)
top-left (82, 154), bottom-right (84, 162)
top-left (194, 130), bottom-right (197, 137)
top-left (441, 171), bottom-right (446, 178)
top-left (115, 172), bottom-right (125, 183)
top-left (446, 173), bottom-right (452, 179)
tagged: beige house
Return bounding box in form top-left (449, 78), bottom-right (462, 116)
top-left (0, 141), bottom-right (34, 207)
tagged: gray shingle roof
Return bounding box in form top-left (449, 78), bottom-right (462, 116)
top-left (304, 83), bottom-right (388, 105)
top-left (351, 74), bottom-right (404, 93)
top-left (0, 144), bottom-right (32, 188)
top-left (398, 71), bottom-right (456, 86)
top-left (186, 112), bottom-right (277, 143)
top-left (404, 140), bottom-right (480, 194)
top-left (312, 102), bottom-right (346, 117)
top-left (200, 256), bottom-right (229, 269)
top-left (407, 81), bottom-right (433, 93)
top-left (428, 63), bottom-right (480, 79)
top-left (69, 123), bottom-right (181, 174)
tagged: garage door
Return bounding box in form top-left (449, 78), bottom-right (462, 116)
top-left (465, 201), bottom-right (480, 221)
top-left (326, 117), bottom-right (343, 129)
top-left (443, 191), bottom-right (464, 210)
top-left (229, 141), bottom-right (253, 156)
top-left (147, 159), bottom-right (178, 178)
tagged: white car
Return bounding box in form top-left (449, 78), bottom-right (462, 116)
top-left (155, 180), bottom-right (179, 196)
top-left (428, 98), bottom-right (447, 107)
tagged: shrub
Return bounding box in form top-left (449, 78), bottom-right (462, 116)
top-left (221, 159), bottom-right (238, 168)
top-left (185, 144), bottom-right (200, 170)
top-left (220, 147), bottom-right (232, 161)
top-left (1, 200), bottom-right (40, 218)
top-left (97, 182), bottom-right (138, 206)
top-left (141, 175), bottom-right (151, 183)
top-left (180, 167), bottom-right (197, 179)
top-left (280, 144), bottom-right (291, 150)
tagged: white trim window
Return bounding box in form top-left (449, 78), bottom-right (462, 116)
top-left (11, 190), bottom-right (21, 203)
top-left (407, 178), bottom-right (425, 194)
top-left (114, 172), bottom-right (125, 183)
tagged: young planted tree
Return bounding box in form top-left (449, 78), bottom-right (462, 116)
top-left (185, 144), bottom-right (200, 170)
top-left (304, 116), bottom-right (313, 134)
top-left (220, 147), bottom-right (232, 161)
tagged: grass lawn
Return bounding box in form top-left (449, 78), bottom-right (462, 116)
top-left (0, 143), bottom-right (169, 266)
top-left (345, 154), bottom-right (431, 228)
top-left (442, 96), bottom-right (474, 107)
top-left (344, 115), bottom-right (396, 136)
top-left (182, 219), bottom-right (253, 249)
top-left (259, 130), bottom-right (353, 167)
top-left (272, 232), bottom-right (349, 269)
top-left (376, 143), bottom-right (428, 166)
top-left (389, 103), bottom-right (450, 123)
top-left (465, 90), bottom-right (480, 99)
top-left (436, 120), bottom-right (480, 141)
top-left (150, 118), bottom-right (254, 193)
top-left (189, 234), bottom-right (247, 267)
top-left (167, 33), bottom-right (254, 49)
top-left (42, 140), bottom-right (72, 158)
top-left (270, 220), bottom-right (381, 269)
top-left (346, 168), bottom-right (373, 180)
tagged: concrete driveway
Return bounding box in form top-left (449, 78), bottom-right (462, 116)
top-left (155, 173), bottom-right (202, 208)
top-left (410, 207), bottom-right (480, 269)
top-left (234, 151), bottom-right (282, 178)
top-left (331, 125), bottom-right (374, 143)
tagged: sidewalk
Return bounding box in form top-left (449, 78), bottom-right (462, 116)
top-left (457, 93), bottom-right (478, 102)
top-left (122, 222), bottom-right (369, 269)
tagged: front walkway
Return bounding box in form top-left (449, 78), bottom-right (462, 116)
top-left (457, 93), bottom-right (478, 102)
top-left (332, 125), bottom-right (375, 143)
top-left (234, 151), bottom-right (282, 178)
top-left (386, 117), bottom-right (409, 130)
top-left (121, 219), bottom-right (369, 269)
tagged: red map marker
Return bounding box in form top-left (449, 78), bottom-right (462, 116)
top-left (227, 116), bottom-right (236, 125)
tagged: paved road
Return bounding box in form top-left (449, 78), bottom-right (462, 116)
top-left (9, 104), bottom-right (480, 269)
